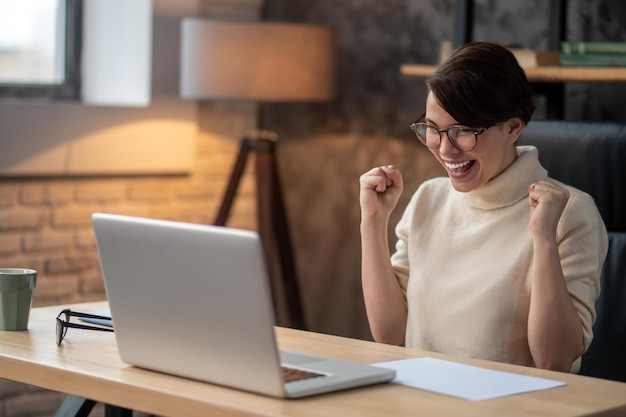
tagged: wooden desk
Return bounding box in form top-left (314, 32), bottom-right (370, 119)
top-left (2, 302), bottom-right (626, 417)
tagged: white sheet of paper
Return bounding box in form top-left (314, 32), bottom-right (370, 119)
top-left (375, 357), bottom-right (566, 401)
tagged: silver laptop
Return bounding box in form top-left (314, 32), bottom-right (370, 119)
top-left (92, 212), bottom-right (395, 398)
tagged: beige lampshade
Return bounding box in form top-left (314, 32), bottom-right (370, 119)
top-left (180, 19), bottom-right (336, 102)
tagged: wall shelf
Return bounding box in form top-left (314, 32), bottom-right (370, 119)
top-left (400, 64), bottom-right (626, 83)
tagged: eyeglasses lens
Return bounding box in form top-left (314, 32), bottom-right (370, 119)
top-left (448, 127), bottom-right (477, 150)
top-left (412, 123), bottom-right (477, 151)
top-left (412, 123), bottom-right (434, 147)
top-left (56, 311), bottom-right (69, 346)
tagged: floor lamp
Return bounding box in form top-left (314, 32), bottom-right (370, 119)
top-left (180, 19), bottom-right (336, 329)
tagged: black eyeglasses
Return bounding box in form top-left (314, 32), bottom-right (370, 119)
top-left (409, 113), bottom-right (490, 151)
top-left (56, 309), bottom-right (114, 346)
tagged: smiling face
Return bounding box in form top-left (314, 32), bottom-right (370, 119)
top-left (425, 91), bottom-right (521, 193)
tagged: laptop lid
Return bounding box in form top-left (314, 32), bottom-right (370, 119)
top-left (92, 213), bottom-right (395, 398)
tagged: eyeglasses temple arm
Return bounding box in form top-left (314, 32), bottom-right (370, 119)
top-left (61, 321), bottom-right (114, 332)
top-left (67, 311), bottom-right (112, 320)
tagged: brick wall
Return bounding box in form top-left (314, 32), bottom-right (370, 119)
top-left (0, 108), bottom-right (260, 305)
top-left (0, 2), bottom-right (262, 416)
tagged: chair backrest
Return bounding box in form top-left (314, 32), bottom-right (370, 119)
top-left (581, 232), bottom-right (626, 380)
top-left (519, 121), bottom-right (626, 381)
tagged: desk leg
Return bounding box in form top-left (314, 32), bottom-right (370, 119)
top-left (105, 404), bottom-right (133, 417)
top-left (55, 395), bottom-right (132, 417)
top-left (55, 396), bottom-right (96, 417)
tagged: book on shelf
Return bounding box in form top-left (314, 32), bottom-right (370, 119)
top-left (437, 42), bottom-right (560, 68)
top-left (561, 41), bottom-right (626, 55)
top-left (560, 53), bottom-right (626, 67)
top-left (508, 48), bottom-right (560, 68)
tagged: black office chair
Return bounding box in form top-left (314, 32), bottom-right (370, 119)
top-left (519, 121), bottom-right (626, 382)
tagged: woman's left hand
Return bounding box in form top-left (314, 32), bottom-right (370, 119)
top-left (528, 180), bottom-right (570, 239)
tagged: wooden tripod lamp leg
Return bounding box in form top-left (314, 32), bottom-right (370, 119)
top-left (255, 139), bottom-right (305, 329)
top-left (214, 135), bottom-right (306, 329)
top-left (214, 139), bottom-right (251, 226)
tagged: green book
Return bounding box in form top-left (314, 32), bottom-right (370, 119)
top-left (560, 53), bottom-right (626, 67)
top-left (561, 41), bottom-right (626, 55)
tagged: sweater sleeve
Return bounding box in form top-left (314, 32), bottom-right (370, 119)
top-left (390, 178), bottom-right (448, 299)
top-left (390, 192), bottom-right (414, 298)
top-left (556, 188), bottom-right (609, 352)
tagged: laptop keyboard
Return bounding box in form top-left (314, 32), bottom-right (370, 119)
top-left (282, 366), bottom-right (325, 383)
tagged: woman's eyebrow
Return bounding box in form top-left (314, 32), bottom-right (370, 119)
top-left (423, 116), bottom-right (438, 125)
top-left (424, 117), bottom-right (457, 127)
top-left (426, 117), bottom-right (473, 128)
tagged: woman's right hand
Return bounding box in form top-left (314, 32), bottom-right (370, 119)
top-left (359, 165), bottom-right (404, 220)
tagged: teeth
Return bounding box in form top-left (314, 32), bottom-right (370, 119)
top-left (445, 160), bottom-right (471, 169)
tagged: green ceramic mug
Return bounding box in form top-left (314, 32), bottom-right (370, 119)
top-left (0, 268), bottom-right (37, 331)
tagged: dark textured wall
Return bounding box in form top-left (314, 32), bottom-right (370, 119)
top-left (262, 0), bottom-right (626, 340)
top-left (265, 0), bottom-right (626, 133)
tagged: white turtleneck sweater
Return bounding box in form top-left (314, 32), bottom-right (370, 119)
top-left (391, 146), bottom-right (608, 371)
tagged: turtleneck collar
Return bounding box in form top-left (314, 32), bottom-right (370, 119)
top-left (460, 146), bottom-right (548, 210)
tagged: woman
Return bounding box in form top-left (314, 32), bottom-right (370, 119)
top-left (359, 42), bottom-right (608, 372)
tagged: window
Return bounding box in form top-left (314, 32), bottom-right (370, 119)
top-left (0, 0), bottom-right (81, 101)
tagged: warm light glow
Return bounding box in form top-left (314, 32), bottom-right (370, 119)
top-left (180, 19), bottom-right (336, 102)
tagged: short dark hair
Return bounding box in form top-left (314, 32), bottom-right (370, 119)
top-left (425, 42), bottom-right (536, 127)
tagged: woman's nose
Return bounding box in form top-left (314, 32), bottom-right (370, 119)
top-left (438, 132), bottom-right (460, 156)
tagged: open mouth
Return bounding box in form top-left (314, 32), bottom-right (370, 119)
top-left (444, 160), bottom-right (475, 178)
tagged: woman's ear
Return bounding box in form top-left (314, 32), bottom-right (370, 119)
top-left (506, 118), bottom-right (525, 144)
